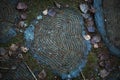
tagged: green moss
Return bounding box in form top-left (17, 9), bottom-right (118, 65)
top-left (23, 52), bottom-right (56, 79)
top-left (72, 52), bottom-right (99, 80)
top-left (20, 0), bottom-right (81, 25)
top-left (0, 33), bottom-right (24, 47)
top-left (82, 52), bottom-right (99, 79)
top-left (23, 52), bottom-right (41, 70)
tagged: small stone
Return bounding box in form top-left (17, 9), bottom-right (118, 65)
top-left (19, 29), bottom-right (23, 33)
top-left (38, 69), bottom-right (46, 79)
top-left (8, 51), bottom-right (13, 56)
top-left (11, 66), bottom-right (17, 70)
top-left (18, 21), bottom-right (27, 27)
top-left (0, 48), bottom-right (6, 56)
top-left (100, 69), bottom-right (109, 78)
top-left (43, 9), bottom-right (48, 15)
top-left (79, 4), bottom-right (89, 13)
top-left (37, 15), bottom-right (43, 20)
top-left (49, 52), bottom-right (52, 54)
top-left (87, 26), bottom-right (95, 32)
top-left (34, 20), bottom-right (39, 24)
top-left (83, 34), bottom-right (91, 40)
top-left (91, 35), bottom-right (101, 44)
top-left (17, 2), bottom-right (27, 10)
top-left (48, 9), bottom-right (56, 17)
top-left (10, 44), bottom-right (18, 51)
top-left (89, 6), bottom-right (96, 13)
top-left (24, 23), bottom-right (27, 27)
top-left (99, 55), bottom-right (105, 61)
top-left (18, 53), bottom-right (23, 59)
top-left (54, 76), bottom-right (57, 79)
top-left (20, 13), bottom-right (27, 20)
top-left (54, 1), bottom-right (61, 8)
top-left (81, 13), bottom-right (90, 19)
top-left (93, 43), bottom-right (99, 48)
top-left (99, 61), bottom-right (105, 67)
top-left (86, 19), bottom-right (94, 26)
top-left (104, 19), bottom-right (107, 22)
top-left (18, 21), bottom-right (25, 27)
top-left (65, 4), bottom-right (69, 7)
top-left (21, 46), bottom-right (29, 53)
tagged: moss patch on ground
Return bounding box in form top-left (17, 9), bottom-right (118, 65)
top-left (21, 0), bottom-right (82, 24)
top-left (82, 51), bottom-right (100, 80)
top-left (23, 52), bottom-right (59, 80)
top-left (0, 33), bottom-right (24, 47)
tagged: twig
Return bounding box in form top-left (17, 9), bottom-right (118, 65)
top-left (80, 71), bottom-right (86, 80)
top-left (24, 62), bottom-right (38, 80)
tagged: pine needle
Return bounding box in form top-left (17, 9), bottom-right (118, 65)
top-left (80, 71), bottom-right (86, 80)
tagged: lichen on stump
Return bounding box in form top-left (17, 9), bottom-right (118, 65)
top-left (24, 8), bottom-right (91, 79)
